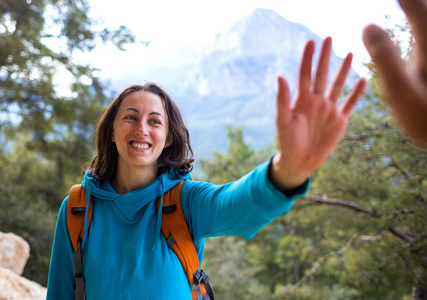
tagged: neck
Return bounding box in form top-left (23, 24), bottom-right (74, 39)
top-left (111, 164), bottom-right (158, 194)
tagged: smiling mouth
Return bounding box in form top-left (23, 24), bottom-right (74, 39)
top-left (130, 142), bottom-right (150, 150)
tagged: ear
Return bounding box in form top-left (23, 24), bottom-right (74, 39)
top-left (164, 134), bottom-right (173, 148)
top-left (111, 132), bottom-right (115, 143)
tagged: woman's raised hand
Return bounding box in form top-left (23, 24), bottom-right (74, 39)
top-left (270, 37), bottom-right (367, 191)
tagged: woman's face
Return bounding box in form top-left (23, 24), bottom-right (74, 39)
top-left (112, 91), bottom-right (171, 175)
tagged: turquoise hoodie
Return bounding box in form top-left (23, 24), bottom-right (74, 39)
top-left (47, 160), bottom-right (309, 299)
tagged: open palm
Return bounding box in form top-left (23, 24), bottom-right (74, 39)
top-left (271, 37), bottom-right (367, 190)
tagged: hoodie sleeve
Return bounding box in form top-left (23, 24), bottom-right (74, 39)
top-left (181, 159), bottom-right (309, 242)
top-left (46, 197), bottom-right (76, 300)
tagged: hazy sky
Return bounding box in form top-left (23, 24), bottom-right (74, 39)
top-left (85, 0), bottom-right (406, 79)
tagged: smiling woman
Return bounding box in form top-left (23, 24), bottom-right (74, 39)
top-left (46, 36), bottom-right (366, 300)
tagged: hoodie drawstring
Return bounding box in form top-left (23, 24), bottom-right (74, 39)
top-left (81, 181), bottom-right (91, 249)
top-left (152, 175), bottom-right (165, 251)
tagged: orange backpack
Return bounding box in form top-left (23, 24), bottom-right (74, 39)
top-left (67, 180), bottom-right (214, 300)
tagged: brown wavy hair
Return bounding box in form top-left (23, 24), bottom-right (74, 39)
top-left (86, 83), bottom-right (194, 180)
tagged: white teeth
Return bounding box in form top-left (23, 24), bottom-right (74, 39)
top-left (131, 142), bottom-right (149, 149)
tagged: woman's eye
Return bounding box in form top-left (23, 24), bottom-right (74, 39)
top-left (151, 119), bottom-right (161, 125)
top-left (124, 115), bottom-right (137, 120)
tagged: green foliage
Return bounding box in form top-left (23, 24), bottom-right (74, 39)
top-left (0, 134), bottom-right (57, 284)
top-left (203, 236), bottom-right (273, 299)
top-left (199, 126), bottom-right (273, 184)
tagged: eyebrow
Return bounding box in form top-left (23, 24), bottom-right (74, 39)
top-left (123, 107), bottom-right (163, 117)
top-left (124, 107), bottom-right (139, 113)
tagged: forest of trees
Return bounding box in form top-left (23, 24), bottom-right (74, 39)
top-left (1, 0), bottom-right (426, 299)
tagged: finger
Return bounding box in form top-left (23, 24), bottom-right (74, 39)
top-left (298, 40), bottom-right (315, 94)
top-left (313, 37), bottom-right (332, 95)
top-left (397, 0), bottom-right (427, 75)
top-left (363, 24), bottom-right (410, 97)
top-left (276, 76), bottom-right (291, 124)
top-left (327, 52), bottom-right (353, 103)
top-left (398, 0), bottom-right (427, 49)
top-left (339, 78), bottom-right (367, 116)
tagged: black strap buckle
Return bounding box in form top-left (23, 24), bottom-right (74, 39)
top-left (193, 269), bottom-right (210, 284)
top-left (166, 235), bottom-right (176, 249)
top-left (193, 269), bottom-right (214, 300)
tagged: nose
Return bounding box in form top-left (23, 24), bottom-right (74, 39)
top-left (135, 120), bottom-right (148, 136)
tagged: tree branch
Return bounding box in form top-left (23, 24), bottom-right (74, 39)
top-left (387, 226), bottom-right (416, 247)
top-left (295, 196), bottom-right (423, 264)
top-left (299, 195), bottom-right (380, 217)
top-left (340, 133), bottom-right (382, 143)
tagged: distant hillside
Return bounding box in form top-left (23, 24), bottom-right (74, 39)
top-left (112, 8), bottom-right (359, 161)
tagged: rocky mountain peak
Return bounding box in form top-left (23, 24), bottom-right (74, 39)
top-left (207, 8), bottom-right (320, 59)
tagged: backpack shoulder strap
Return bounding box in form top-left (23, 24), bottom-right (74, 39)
top-left (67, 184), bottom-right (93, 300)
top-left (160, 180), bottom-right (214, 300)
top-left (160, 180), bottom-right (198, 284)
top-left (66, 184), bottom-right (93, 252)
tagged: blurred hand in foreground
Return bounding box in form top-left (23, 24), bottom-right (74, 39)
top-left (363, 0), bottom-right (427, 147)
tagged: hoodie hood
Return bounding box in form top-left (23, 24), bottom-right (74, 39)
top-left (80, 170), bottom-right (191, 250)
